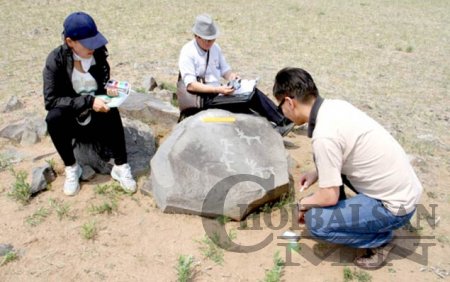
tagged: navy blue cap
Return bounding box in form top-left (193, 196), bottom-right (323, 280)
top-left (63, 12), bottom-right (108, 50)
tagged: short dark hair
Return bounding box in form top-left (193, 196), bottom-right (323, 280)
top-left (273, 67), bottom-right (319, 103)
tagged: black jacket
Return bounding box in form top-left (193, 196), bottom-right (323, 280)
top-left (43, 44), bottom-right (110, 114)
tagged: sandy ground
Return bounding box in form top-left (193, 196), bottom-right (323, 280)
top-left (1, 0), bottom-right (449, 281)
top-left (0, 95), bottom-right (448, 281)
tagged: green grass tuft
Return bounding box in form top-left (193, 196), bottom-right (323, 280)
top-left (343, 267), bottom-right (372, 282)
top-left (0, 154), bottom-right (12, 171)
top-left (134, 87), bottom-right (147, 93)
top-left (197, 229), bottom-right (236, 265)
top-left (49, 198), bottom-right (73, 220)
top-left (7, 169), bottom-right (31, 205)
top-left (426, 191), bottom-right (437, 199)
top-left (216, 215), bottom-right (231, 225)
top-left (259, 191), bottom-right (294, 214)
top-left (437, 235), bottom-right (449, 245)
top-left (94, 182), bottom-right (130, 197)
top-left (0, 251), bottom-right (18, 266)
top-left (344, 266), bottom-right (353, 282)
top-left (263, 251), bottom-right (284, 282)
top-left (89, 199), bottom-right (118, 215)
top-left (402, 221), bottom-right (423, 235)
top-left (160, 81), bottom-right (177, 93)
top-left (198, 233), bottom-right (224, 265)
top-left (175, 255), bottom-right (195, 282)
top-left (94, 183), bottom-right (110, 195)
top-left (45, 158), bottom-right (56, 169)
top-left (353, 269), bottom-right (372, 282)
top-left (91, 183), bottom-right (128, 215)
top-left (25, 207), bottom-right (50, 226)
top-left (81, 221), bottom-right (98, 240)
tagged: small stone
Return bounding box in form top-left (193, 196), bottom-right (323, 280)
top-left (81, 165), bottom-right (96, 181)
top-left (148, 76), bottom-right (158, 91)
top-left (20, 128), bottom-right (40, 146)
top-left (140, 178), bottom-right (152, 196)
top-left (0, 244), bottom-right (13, 256)
top-left (1, 96), bottom-right (23, 113)
top-left (30, 164), bottom-right (57, 195)
top-left (280, 230), bottom-right (301, 242)
top-left (0, 115), bottom-right (46, 145)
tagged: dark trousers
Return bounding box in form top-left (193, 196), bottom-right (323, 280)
top-left (202, 88), bottom-right (286, 125)
top-left (46, 107), bottom-right (127, 167)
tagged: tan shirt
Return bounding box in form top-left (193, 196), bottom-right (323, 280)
top-left (312, 99), bottom-right (422, 215)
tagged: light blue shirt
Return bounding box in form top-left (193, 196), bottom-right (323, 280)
top-left (178, 39), bottom-right (231, 87)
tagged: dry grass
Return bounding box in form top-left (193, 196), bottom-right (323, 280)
top-left (0, 0), bottom-right (448, 160)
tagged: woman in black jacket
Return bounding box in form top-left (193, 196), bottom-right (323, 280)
top-left (43, 11), bottom-right (136, 195)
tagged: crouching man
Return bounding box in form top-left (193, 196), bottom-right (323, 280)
top-left (273, 67), bottom-right (422, 269)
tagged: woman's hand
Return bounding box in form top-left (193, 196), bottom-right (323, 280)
top-left (93, 97), bottom-right (110, 113)
top-left (106, 87), bottom-right (119, 97)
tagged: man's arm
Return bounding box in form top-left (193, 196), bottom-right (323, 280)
top-left (186, 81), bottom-right (234, 95)
top-left (299, 186), bottom-right (340, 208)
top-left (297, 186), bottom-right (340, 224)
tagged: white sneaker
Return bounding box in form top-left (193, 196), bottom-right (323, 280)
top-left (111, 163), bottom-right (136, 193)
top-left (64, 163), bottom-right (82, 196)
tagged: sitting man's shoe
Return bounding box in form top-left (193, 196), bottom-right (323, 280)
top-left (275, 122), bottom-right (295, 137)
top-left (64, 163), bottom-right (82, 196)
top-left (111, 163), bottom-right (137, 193)
top-left (354, 242), bottom-right (395, 270)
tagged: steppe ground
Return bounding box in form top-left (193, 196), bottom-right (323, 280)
top-left (0, 0), bottom-right (449, 281)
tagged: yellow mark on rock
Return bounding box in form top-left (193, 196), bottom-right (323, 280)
top-left (201, 117), bottom-right (236, 123)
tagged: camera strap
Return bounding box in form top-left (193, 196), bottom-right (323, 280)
top-left (198, 50), bottom-right (210, 84)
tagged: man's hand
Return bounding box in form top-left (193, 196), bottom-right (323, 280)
top-left (298, 209), bottom-right (306, 224)
top-left (224, 71), bottom-right (239, 81)
top-left (299, 170), bottom-right (318, 192)
top-left (93, 97), bottom-right (110, 113)
top-left (217, 85), bottom-right (235, 96)
top-left (297, 197), bottom-right (308, 224)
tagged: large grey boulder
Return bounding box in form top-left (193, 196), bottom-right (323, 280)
top-left (73, 118), bottom-right (156, 178)
top-left (120, 91), bottom-right (179, 128)
top-left (150, 109), bottom-right (290, 221)
top-left (0, 115), bottom-right (47, 146)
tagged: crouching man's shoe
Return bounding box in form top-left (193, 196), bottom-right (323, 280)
top-left (273, 118), bottom-right (295, 137)
top-left (64, 163), bottom-right (82, 196)
top-left (354, 242), bottom-right (395, 270)
top-left (111, 163), bottom-right (137, 193)
top-left (275, 122), bottom-right (295, 137)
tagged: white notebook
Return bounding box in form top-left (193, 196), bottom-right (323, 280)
top-left (233, 79), bottom-right (257, 95)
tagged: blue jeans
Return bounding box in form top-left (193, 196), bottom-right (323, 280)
top-left (305, 194), bottom-right (415, 248)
